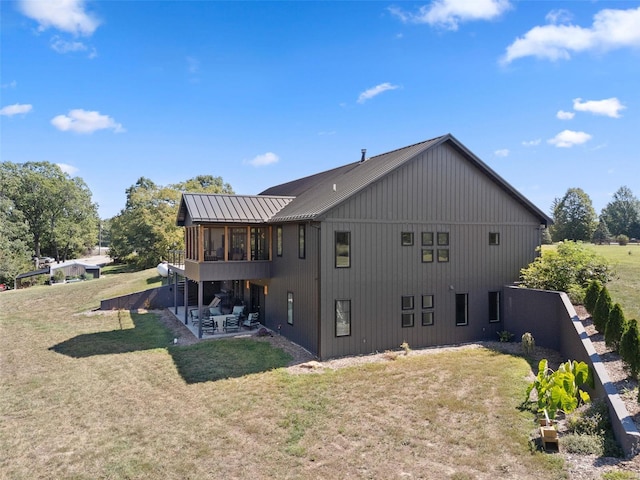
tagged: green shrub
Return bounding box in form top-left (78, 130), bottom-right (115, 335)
top-left (583, 280), bottom-right (602, 314)
top-left (602, 471), bottom-right (640, 480)
top-left (593, 287), bottom-right (613, 333)
top-left (617, 234), bottom-right (629, 246)
top-left (519, 241), bottom-right (612, 301)
top-left (566, 401), bottom-right (623, 457)
top-left (619, 319), bottom-right (640, 379)
top-left (605, 304), bottom-right (627, 350)
top-left (53, 269), bottom-right (66, 283)
top-left (562, 433), bottom-right (604, 455)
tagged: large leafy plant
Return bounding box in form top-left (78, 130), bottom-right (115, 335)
top-left (526, 359), bottom-right (594, 420)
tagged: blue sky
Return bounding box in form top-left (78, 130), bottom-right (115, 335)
top-left (2, 0), bottom-right (639, 220)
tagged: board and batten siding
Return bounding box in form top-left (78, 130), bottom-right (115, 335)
top-left (317, 143), bottom-right (543, 359)
top-left (265, 222), bottom-right (320, 355)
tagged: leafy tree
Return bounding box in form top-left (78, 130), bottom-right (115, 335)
top-left (519, 241), bottom-right (612, 303)
top-left (605, 303), bottom-right (627, 350)
top-left (592, 287), bottom-right (613, 334)
top-left (541, 227), bottom-right (553, 245)
top-left (583, 280), bottom-right (602, 313)
top-left (619, 319), bottom-right (640, 379)
top-left (0, 197), bottom-right (33, 286)
top-left (600, 186), bottom-right (640, 238)
top-left (551, 188), bottom-right (597, 242)
top-left (0, 161), bottom-right (99, 260)
top-left (592, 218), bottom-right (611, 245)
top-left (109, 175), bottom-right (233, 268)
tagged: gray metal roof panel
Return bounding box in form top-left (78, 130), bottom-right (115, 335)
top-left (178, 194), bottom-right (294, 224)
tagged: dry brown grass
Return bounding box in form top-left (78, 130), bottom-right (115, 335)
top-left (0, 272), bottom-right (570, 479)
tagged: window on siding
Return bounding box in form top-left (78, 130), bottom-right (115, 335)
top-left (422, 294), bottom-right (434, 326)
top-left (335, 231), bottom-right (351, 268)
top-left (437, 232), bottom-right (449, 246)
top-left (437, 249), bottom-right (449, 262)
top-left (421, 232), bottom-right (434, 246)
top-left (489, 232), bottom-right (500, 245)
top-left (287, 292), bottom-right (294, 325)
top-left (402, 313), bottom-right (415, 328)
top-left (421, 249), bottom-right (434, 263)
top-left (298, 224), bottom-right (305, 259)
top-left (489, 291), bottom-right (500, 323)
top-left (455, 293), bottom-right (468, 326)
top-left (422, 311), bottom-right (434, 326)
top-left (335, 300), bottom-right (351, 337)
top-left (401, 295), bottom-right (414, 310)
top-left (401, 232), bottom-right (414, 246)
top-left (276, 226), bottom-right (283, 257)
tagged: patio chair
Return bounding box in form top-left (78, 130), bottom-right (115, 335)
top-left (201, 317), bottom-right (218, 335)
top-left (189, 309), bottom-right (200, 326)
top-left (242, 312), bottom-right (260, 330)
top-left (223, 316), bottom-right (240, 333)
top-left (231, 305), bottom-right (246, 321)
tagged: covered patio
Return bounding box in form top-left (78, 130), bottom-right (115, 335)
top-left (168, 306), bottom-right (262, 340)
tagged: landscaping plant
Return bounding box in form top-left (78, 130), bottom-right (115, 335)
top-left (583, 279), bottom-right (602, 314)
top-left (521, 332), bottom-right (535, 356)
top-left (593, 286), bottom-right (613, 334)
top-left (605, 303), bottom-right (627, 350)
top-left (525, 359), bottom-right (593, 420)
top-left (619, 319), bottom-right (640, 379)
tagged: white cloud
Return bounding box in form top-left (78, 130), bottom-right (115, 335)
top-left (494, 148), bottom-right (510, 157)
top-left (545, 9), bottom-right (572, 25)
top-left (501, 6), bottom-right (640, 63)
top-left (1, 80), bottom-right (17, 89)
top-left (389, 0), bottom-right (510, 30)
top-left (50, 35), bottom-right (96, 58)
top-left (51, 109), bottom-right (124, 134)
top-left (548, 130), bottom-right (592, 148)
top-left (522, 139), bottom-right (541, 147)
top-left (573, 97), bottom-right (626, 118)
top-left (0, 103), bottom-right (33, 116)
top-left (56, 163), bottom-right (78, 175)
top-left (357, 83), bottom-right (399, 103)
top-left (18, 0), bottom-right (100, 36)
top-left (556, 110), bottom-right (575, 120)
top-left (248, 152), bottom-right (279, 167)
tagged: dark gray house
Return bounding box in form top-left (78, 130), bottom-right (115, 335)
top-left (171, 134), bottom-right (551, 359)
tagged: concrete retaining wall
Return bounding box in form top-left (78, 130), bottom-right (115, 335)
top-left (100, 284), bottom-right (182, 310)
top-left (503, 286), bottom-right (640, 457)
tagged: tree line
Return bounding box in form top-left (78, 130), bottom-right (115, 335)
top-left (547, 186), bottom-right (640, 244)
top-left (0, 160), bottom-right (232, 286)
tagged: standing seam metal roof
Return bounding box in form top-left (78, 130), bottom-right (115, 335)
top-left (177, 193), bottom-right (294, 224)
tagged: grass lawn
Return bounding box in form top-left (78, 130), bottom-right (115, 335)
top-left (1, 270), bottom-right (571, 479)
top-left (587, 244), bottom-right (640, 322)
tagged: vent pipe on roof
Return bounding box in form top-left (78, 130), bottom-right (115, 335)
top-left (360, 149), bottom-right (366, 162)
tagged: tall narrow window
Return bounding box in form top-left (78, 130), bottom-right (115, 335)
top-left (422, 294), bottom-right (434, 326)
top-left (335, 300), bottom-right (351, 337)
top-left (298, 224), bottom-right (305, 259)
top-left (287, 292), bottom-right (294, 325)
top-left (456, 293), bottom-right (468, 326)
top-left (335, 231), bottom-right (351, 268)
top-left (489, 291), bottom-right (500, 322)
top-left (276, 225), bottom-right (283, 257)
top-left (489, 232), bottom-right (500, 245)
top-left (250, 227), bottom-right (269, 260)
top-left (229, 227), bottom-right (247, 261)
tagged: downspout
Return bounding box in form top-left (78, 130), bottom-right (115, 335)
top-left (311, 222), bottom-right (322, 359)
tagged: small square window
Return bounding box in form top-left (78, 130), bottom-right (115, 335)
top-left (402, 313), bottom-right (415, 327)
top-left (437, 249), bottom-right (449, 262)
top-left (422, 311), bottom-right (434, 326)
top-left (422, 295), bottom-right (434, 309)
top-left (489, 232), bottom-right (500, 245)
top-left (437, 232), bottom-right (449, 246)
top-left (401, 295), bottom-right (414, 310)
top-left (421, 249), bottom-right (434, 263)
top-left (421, 232), bottom-right (434, 246)
top-left (401, 232), bottom-right (414, 246)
